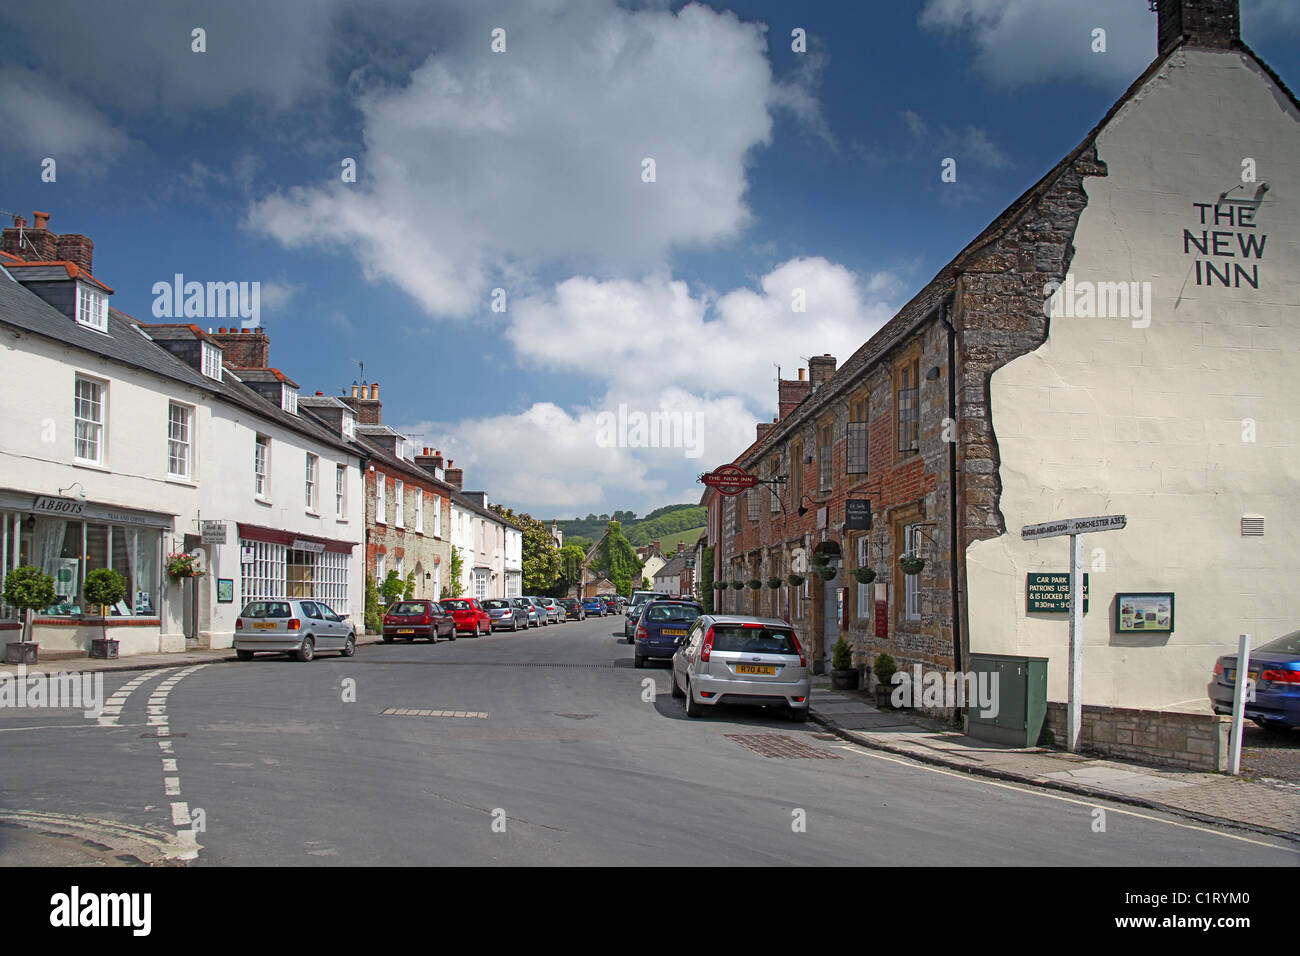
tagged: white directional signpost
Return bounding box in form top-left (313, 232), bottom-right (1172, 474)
top-left (1021, 514), bottom-right (1127, 753)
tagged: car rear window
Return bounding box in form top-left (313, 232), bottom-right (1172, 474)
top-left (1259, 630), bottom-right (1300, 655)
top-left (483, 600), bottom-right (511, 609)
top-left (391, 602), bottom-right (429, 615)
top-left (442, 600), bottom-right (471, 611)
top-left (241, 601), bottom-right (290, 619)
top-left (645, 604), bottom-right (701, 623)
top-left (711, 625), bottom-right (797, 655)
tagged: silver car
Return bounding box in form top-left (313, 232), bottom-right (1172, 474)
top-left (524, 596), bottom-right (555, 626)
top-left (670, 614), bottom-right (810, 721)
top-left (513, 597), bottom-right (542, 627)
top-left (537, 597), bottom-right (564, 624)
top-left (234, 598), bottom-right (356, 662)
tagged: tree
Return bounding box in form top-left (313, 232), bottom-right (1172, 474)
top-left (490, 507), bottom-right (560, 594)
top-left (403, 572), bottom-right (416, 600)
top-left (380, 570), bottom-right (405, 606)
top-left (700, 546), bottom-right (714, 613)
top-left (441, 546), bottom-right (465, 599)
top-left (557, 544), bottom-right (586, 596)
top-left (3, 566), bottom-right (56, 644)
top-left (83, 568), bottom-right (127, 645)
top-left (364, 574), bottom-right (382, 633)
top-left (594, 521), bottom-right (643, 596)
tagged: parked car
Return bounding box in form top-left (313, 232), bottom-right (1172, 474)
top-left (513, 596), bottom-right (542, 628)
top-left (483, 597), bottom-right (529, 632)
top-left (582, 596), bottom-right (605, 617)
top-left (234, 599), bottom-right (356, 662)
top-left (382, 599), bottom-right (455, 643)
top-left (671, 614), bottom-right (810, 721)
top-left (538, 597), bottom-right (564, 624)
top-left (603, 597), bottom-right (619, 615)
top-left (524, 596), bottom-right (554, 626)
top-left (1208, 629), bottom-right (1300, 731)
top-left (625, 590), bottom-right (671, 641)
top-left (439, 598), bottom-right (492, 637)
top-left (633, 599), bottom-right (702, 668)
top-left (560, 598), bottom-right (586, 621)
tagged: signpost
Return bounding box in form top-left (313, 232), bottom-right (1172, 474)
top-left (845, 499), bottom-right (871, 531)
top-left (1019, 514), bottom-right (1126, 753)
top-left (201, 520), bottom-right (227, 545)
top-left (699, 465), bottom-right (758, 497)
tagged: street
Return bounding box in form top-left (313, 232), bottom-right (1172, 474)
top-left (1, 617), bottom-right (1295, 867)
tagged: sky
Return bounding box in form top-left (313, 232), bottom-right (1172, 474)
top-left (3, 0), bottom-right (1297, 519)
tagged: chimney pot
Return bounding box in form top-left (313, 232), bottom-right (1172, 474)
top-left (798, 368), bottom-right (806, 381)
top-left (371, 383), bottom-right (379, 400)
top-left (32, 211), bottom-right (49, 230)
top-left (315, 391), bottom-right (323, 396)
top-left (351, 385), bottom-right (359, 398)
top-left (12, 215), bottom-right (25, 229)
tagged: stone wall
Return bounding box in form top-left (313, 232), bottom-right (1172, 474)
top-left (1045, 701), bottom-right (1230, 772)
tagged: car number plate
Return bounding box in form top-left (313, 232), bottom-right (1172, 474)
top-left (1225, 669), bottom-right (1258, 682)
top-left (662, 628), bottom-right (687, 636)
top-left (397, 628), bottom-right (415, 634)
top-left (735, 664), bottom-right (776, 675)
top-left (252, 622), bottom-right (277, 630)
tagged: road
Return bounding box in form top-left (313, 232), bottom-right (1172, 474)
top-left (1, 615), bottom-right (1296, 866)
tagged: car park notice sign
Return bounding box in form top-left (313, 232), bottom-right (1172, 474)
top-left (1026, 573), bottom-right (1088, 613)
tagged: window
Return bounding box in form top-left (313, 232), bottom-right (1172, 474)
top-left (254, 435), bottom-right (269, 498)
top-left (432, 495), bottom-right (441, 537)
top-left (342, 413), bottom-right (355, 440)
top-left (731, 496), bottom-right (740, 532)
top-left (167, 402), bottom-right (192, 478)
top-left (903, 523), bottom-right (921, 621)
top-left (282, 386), bottom-right (298, 414)
top-left (375, 473), bottom-right (386, 524)
top-left (818, 422), bottom-right (833, 491)
top-left (474, 569), bottom-right (489, 602)
top-left (769, 457), bottom-right (780, 512)
top-left (847, 397), bottom-right (868, 475)
top-left (747, 487), bottom-right (759, 522)
top-left (201, 341), bottom-right (223, 380)
top-left (791, 441), bottom-right (803, 506)
top-left (305, 454), bottom-right (318, 511)
top-left (75, 284), bottom-right (107, 332)
top-left (335, 465), bottom-right (346, 518)
top-left (74, 377), bottom-right (104, 463)
top-left (897, 360), bottom-right (920, 455)
top-left (395, 479), bottom-right (405, 528)
top-left (395, 554), bottom-right (405, 583)
top-left (415, 489), bottom-right (424, 533)
top-left (375, 551), bottom-right (386, 584)
top-left (856, 536), bottom-right (871, 618)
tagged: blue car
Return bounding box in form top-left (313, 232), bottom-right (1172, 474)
top-left (582, 597), bottom-right (605, 617)
top-left (633, 600), bottom-right (703, 669)
top-left (1208, 629), bottom-right (1300, 732)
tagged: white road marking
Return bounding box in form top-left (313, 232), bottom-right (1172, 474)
top-left (163, 777), bottom-right (181, 796)
top-left (171, 802), bottom-right (190, 826)
top-left (833, 744), bottom-right (1300, 853)
top-left (162, 758), bottom-right (177, 772)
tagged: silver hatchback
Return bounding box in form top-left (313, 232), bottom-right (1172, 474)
top-left (234, 599), bottom-right (357, 662)
top-left (670, 614), bottom-right (810, 721)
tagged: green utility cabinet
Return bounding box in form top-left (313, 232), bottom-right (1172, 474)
top-left (964, 653), bottom-right (1048, 747)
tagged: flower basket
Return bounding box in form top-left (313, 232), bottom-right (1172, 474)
top-left (898, 554), bottom-right (926, 576)
top-left (852, 567), bottom-right (877, 584)
top-left (166, 552), bottom-right (205, 580)
top-left (730, 581), bottom-right (745, 591)
top-left (814, 565), bottom-right (836, 581)
top-left (787, 573), bottom-right (805, 587)
top-left (746, 578), bottom-right (762, 590)
top-left (766, 577), bottom-right (783, 590)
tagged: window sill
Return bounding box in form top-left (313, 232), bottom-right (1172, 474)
top-left (73, 460), bottom-right (110, 472)
top-left (166, 476), bottom-right (198, 488)
top-left (255, 496), bottom-right (272, 507)
top-left (305, 509), bottom-right (320, 518)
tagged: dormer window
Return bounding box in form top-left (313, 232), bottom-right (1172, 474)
top-left (201, 341), bottom-right (223, 381)
top-left (342, 412), bottom-right (355, 440)
top-left (76, 283), bottom-right (107, 333)
top-left (282, 386), bottom-right (298, 414)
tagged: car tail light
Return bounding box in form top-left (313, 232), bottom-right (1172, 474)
top-left (421, 613), bottom-right (432, 625)
top-left (288, 618), bottom-right (301, 630)
top-left (1260, 668), bottom-right (1300, 684)
top-left (384, 616), bottom-right (394, 625)
top-left (1213, 660), bottom-right (1223, 676)
top-left (636, 625), bottom-right (647, 640)
top-left (700, 626), bottom-right (715, 662)
top-left (791, 633), bottom-right (806, 667)
top-left (235, 618), bottom-right (243, 630)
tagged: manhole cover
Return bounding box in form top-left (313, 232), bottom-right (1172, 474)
top-left (381, 708), bottom-right (488, 719)
top-left (724, 734), bottom-right (842, 759)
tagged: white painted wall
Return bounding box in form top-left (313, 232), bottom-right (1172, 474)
top-left (966, 49), bottom-right (1300, 712)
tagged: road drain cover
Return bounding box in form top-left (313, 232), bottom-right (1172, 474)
top-left (381, 708), bottom-right (488, 719)
top-left (725, 734), bottom-right (841, 759)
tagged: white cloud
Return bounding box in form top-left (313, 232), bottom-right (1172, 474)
top-left (249, 1), bottom-right (787, 318)
top-left (0, 67), bottom-right (131, 167)
top-left (919, 0), bottom-right (1154, 89)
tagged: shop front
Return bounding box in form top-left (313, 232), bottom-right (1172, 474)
top-left (0, 491), bottom-right (179, 656)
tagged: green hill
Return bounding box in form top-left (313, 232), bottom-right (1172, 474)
top-left (557, 505), bottom-right (706, 553)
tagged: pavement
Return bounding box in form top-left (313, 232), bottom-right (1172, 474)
top-left (807, 675), bottom-right (1300, 843)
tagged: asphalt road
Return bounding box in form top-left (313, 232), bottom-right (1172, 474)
top-left (1, 614), bottom-right (1296, 866)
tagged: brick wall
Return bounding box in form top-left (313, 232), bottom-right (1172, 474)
top-left (1045, 702), bottom-right (1230, 772)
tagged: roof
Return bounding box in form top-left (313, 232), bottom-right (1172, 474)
top-left (227, 366), bottom-right (299, 388)
top-left (349, 431), bottom-right (457, 496)
top-left (450, 490), bottom-right (523, 529)
top-left (655, 553), bottom-right (689, 578)
top-left (3, 260), bottom-right (113, 293)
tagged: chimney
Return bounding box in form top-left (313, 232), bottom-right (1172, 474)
top-left (677, 541), bottom-right (686, 553)
top-left (778, 373), bottom-right (812, 421)
top-left (445, 467), bottom-right (464, 490)
top-left (340, 381), bottom-right (382, 425)
top-left (757, 421), bottom-right (775, 442)
top-left (1157, 0), bottom-right (1240, 56)
top-left (653, 538), bottom-right (661, 554)
top-left (208, 327), bottom-right (271, 368)
top-left (55, 234), bottom-right (94, 274)
top-left (414, 449), bottom-right (446, 480)
top-left (809, 353), bottom-right (837, 388)
top-left (32, 211), bottom-right (49, 230)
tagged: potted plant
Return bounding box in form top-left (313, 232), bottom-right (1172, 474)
top-left (166, 551), bottom-right (204, 582)
top-left (766, 576), bottom-right (782, 590)
top-left (873, 653), bottom-right (898, 708)
top-left (84, 568), bottom-right (127, 659)
top-left (852, 566), bottom-right (877, 584)
top-left (814, 564), bottom-right (837, 581)
top-left (787, 573), bottom-right (805, 588)
top-left (898, 553), bottom-right (926, 576)
top-left (746, 578), bottom-right (762, 590)
top-left (730, 580), bottom-right (745, 591)
top-left (2, 566), bottom-right (56, 664)
top-left (830, 637), bottom-right (859, 690)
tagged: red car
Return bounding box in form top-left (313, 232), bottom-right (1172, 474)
top-left (382, 599), bottom-right (456, 643)
top-left (439, 598), bottom-right (492, 637)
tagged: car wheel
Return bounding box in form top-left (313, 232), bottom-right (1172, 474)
top-left (684, 679), bottom-right (703, 718)
top-left (448, 628), bottom-right (456, 641)
top-left (297, 636), bottom-right (315, 662)
top-left (235, 649), bottom-right (254, 662)
top-left (476, 622), bottom-right (485, 637)
top-left (670, 669), bottom-right (684, 699)
top-left (1256, 718), bottom-right (1292, 734)
top-left (634, 653), bottom-right (644, 668)
top-left (341, 634), bottom-right (356, 658)
top-left (382, 634), bottom-right (394, 644)
top-left (789, 707), bottom-right (810, 723)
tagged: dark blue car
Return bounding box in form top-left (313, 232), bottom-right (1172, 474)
top-left (1208, 629), bottom-right (1300, 732)
top-left (582, 597), bottom-right (605, 617)
top-left (634, 600), bottom-right (703, 669)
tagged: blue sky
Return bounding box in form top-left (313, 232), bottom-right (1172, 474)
top-left (3, 0), bottom-right (1297, 519)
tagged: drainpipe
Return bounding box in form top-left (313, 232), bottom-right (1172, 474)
top-left (939, 295), bottom-right (963, 722)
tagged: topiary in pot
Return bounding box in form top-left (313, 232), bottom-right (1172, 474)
top-left (873, 653), bottom-right (899, 707)
top-left (853, 566), bottom-right (877, 584)
top-left (830, 637), bottom-right (859, 689)
top-left (84, 568), bottom-right (128, 658)
top-left (3, 565), bottom-right (56, 663)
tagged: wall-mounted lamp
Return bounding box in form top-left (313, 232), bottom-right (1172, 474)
top-left (57, 482), bottom-right (87, 504)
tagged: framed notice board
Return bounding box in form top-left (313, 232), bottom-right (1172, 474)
top-left (1115, 592), bottom-right (1174, 633)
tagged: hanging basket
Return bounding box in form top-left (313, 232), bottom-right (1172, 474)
top-left (814, 565), bottom-right (836, 581)
top-left (730, 581), bottom-right (745, 590)
top-left (746, 578), bottom-right (763, 590)
top-left (787, 573), bottom-right (805, 587)
top-left (852, 567), bottom-right (877, 584)
top-left (898, 554), bottom-right (926, 576)
top-left (166, 552), bottom-right (204, 580)
top-left (766, 577), bottom-right (783, 590)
